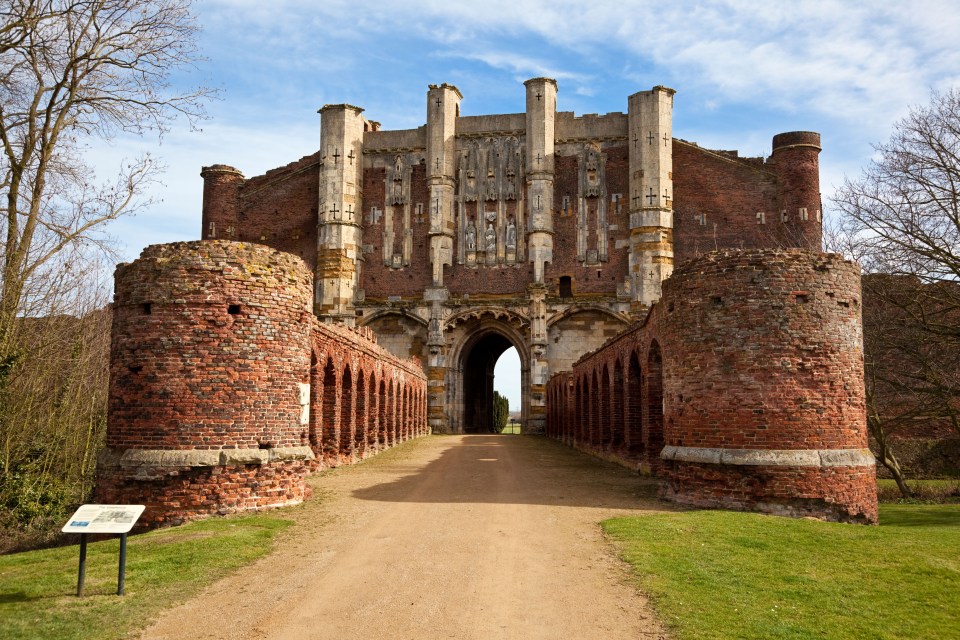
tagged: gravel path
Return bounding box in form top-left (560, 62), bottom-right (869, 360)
top-left (139, 434), bottom-right (670, 639)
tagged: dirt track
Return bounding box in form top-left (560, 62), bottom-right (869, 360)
top-left (139, 435), bottom-right (670, 639)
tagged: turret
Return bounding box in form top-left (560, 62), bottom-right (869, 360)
top-left (200, 165), bottom-right (243, 240)
top-left (771, 131), bottom-right (823, 250)
top-left (524, 77), bottom-right (557, 284)
top-left (627, 86), bottom-right (676, 309)
top-left (317, 104), bottom-right (366, 323)
top-left (426, 83), bottom-right (462, 286)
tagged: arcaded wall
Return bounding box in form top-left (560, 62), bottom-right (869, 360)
top-left (547, 249), bottom-right (877, 523)
top-left (98, 241), bottom-right (315, 525)
top-left (97, 240), bottom-right (428, 527)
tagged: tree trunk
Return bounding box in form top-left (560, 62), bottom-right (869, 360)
top-left (868, 414), bottom-right (912, 498)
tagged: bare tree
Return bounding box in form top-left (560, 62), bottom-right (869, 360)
top-left (832, 88), bottom-right (960, 496)
top-left (0, 0), bottom-right (211, 544)
top-left (0, 0), bottom-right (211, 357)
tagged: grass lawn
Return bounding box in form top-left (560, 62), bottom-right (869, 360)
top-left (603, 504), bottom-right (960, 640)
top-left (0, 513), bottom-right (292, 640)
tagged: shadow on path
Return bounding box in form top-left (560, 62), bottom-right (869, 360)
top-left (351, 434), bottom-right (668, 512)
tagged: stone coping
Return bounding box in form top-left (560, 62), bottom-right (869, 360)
top-left (660, 445), bottom-right (875, 468)
top-left (99, 446), bottom-right (315, 468)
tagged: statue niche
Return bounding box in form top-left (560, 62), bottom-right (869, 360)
top-left (390, 154), bottom-right (408, 205)
top-left (460, 147), bottom-right (478, 203)
top-left (584, 148), bottom-right (602, 198)
top-left (484, 222), bottom-right (496, 251)
top-left (465, 218), bottom-right (477, 251)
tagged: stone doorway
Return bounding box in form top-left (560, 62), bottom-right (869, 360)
top-left (447, 318), bottom-right (529, 434)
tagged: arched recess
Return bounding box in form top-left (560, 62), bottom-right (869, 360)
top-left (340, 365), bottom-right (354, 458)
top-left (645, 341), bottom-right (665, 467)
top-left (546, 306), bottom-right (632, 373)
top-left (378, 378), bottom-right (388, 448)
top-left (589, 370), bottom-right (599, 446)
top-left (322, 358), bottom-right (339, 460)
top-left (626, 351), bottom-right (643, 455)
top-left (360, 310), bottom-right (429, 361)
top-left (612, 359), bottom-right (624, 451)
top-left (368, 373), bottom-right (379, 450)
top-left (599, 365), bottom-right (610, 449)
top-left (309, 352), bottom-right (321, 450)
top-left (573, 376), bottom-right (586, 444)
top-left (354, 369), bottom-right (367, 456)
top-left (446, 317), bottom-right (530, 434)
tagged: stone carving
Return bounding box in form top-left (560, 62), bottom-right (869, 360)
top-left (460, 146), bottom-right (478, 202)
top-left (485, 161), bottom-right (498, 201)
top-left (391, 155), bottom-right (406, 205)
top-left (484, 223), bottom-right (496, 252)
top-left (465, 219), bottom-right (476, 251)
top-left (457, 137), bottom-right (523, 206)
top-left (506, 217), bottom-right (517, 249)
top-left (584, 148), bottom-right (602, 198)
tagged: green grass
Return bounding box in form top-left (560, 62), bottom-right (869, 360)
top-left (500, 423), bottom-right (521, 434)
top-left (0, 513), bottom-right (292, 640)
top-left (603, 504), bottom-right (960, 640)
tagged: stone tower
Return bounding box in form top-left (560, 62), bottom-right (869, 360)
top-left (628, 86), bottom-right (675, 308)
top-left (317, 104), bottom-right (366, 323)
top-left (197, 78), bottom-right (824, 438)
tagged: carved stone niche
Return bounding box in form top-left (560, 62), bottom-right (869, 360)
top-left (505, 216), bottom-right (518, 263)
top-left (503, 140), bottom-right (522, 201)
top-left (389, 154), bottom-right (408, 205)
top-left (580, 144), bottom-right (605, 199)
top-left (459, 145), bottom-right (479, 203)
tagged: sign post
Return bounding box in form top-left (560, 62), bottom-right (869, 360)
top-left (62, 504), bottom-right (145, 596)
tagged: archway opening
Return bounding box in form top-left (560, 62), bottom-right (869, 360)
top-left (462, 332), bottom-right (517, 433)
top-left (494, 346), bottom-right (521, 433)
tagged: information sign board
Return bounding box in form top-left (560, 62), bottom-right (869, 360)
top-left (62, 504), bottom-right (145, 534)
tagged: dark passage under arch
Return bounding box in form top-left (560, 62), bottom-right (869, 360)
top-left (462, 332), bottom-right (515, 433)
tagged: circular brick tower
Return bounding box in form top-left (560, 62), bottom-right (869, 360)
top-left (200, 164), bottom-right (243, 241)
top-left (657, 249), bottom-right (877, 523)
top-left (771, 131), bottom-right (823, 249)
top-left (97, 241), bottom-right (315, 526)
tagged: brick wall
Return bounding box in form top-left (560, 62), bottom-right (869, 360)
top-left (97, 241), bottom-right (427, 527)
top-left (546, 249), bottom-right (877, 523)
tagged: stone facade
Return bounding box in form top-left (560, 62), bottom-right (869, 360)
top-left (174, 78), bottom-right (878, 522)
top-left (97, 241), bottom-right (427, 526)
top-left (200, 78), bottom-right (823, 437)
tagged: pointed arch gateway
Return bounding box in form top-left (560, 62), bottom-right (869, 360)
top-left (447, 316), bottom-right (530, 434)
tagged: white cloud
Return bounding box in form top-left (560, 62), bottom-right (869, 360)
top-left (85, 0), bottom-right (960, 270)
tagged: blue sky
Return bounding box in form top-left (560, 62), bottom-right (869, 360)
top-left (87, 0), bottom-right (960, 411)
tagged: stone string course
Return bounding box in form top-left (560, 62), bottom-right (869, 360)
top-left (546, 249), bottom-right (878, 523)
top-left (96, 241), bottom-right (427, 527)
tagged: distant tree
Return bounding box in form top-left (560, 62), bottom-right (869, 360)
top-left (492, 391), bottom-right (509, 433)
top-left (831, 88), bottom-right (960, 496)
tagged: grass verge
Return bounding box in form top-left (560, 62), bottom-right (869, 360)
top-left (0, 513), bottom-right (292, 640)
top-left (603, 504), bottom-right (960, 640)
